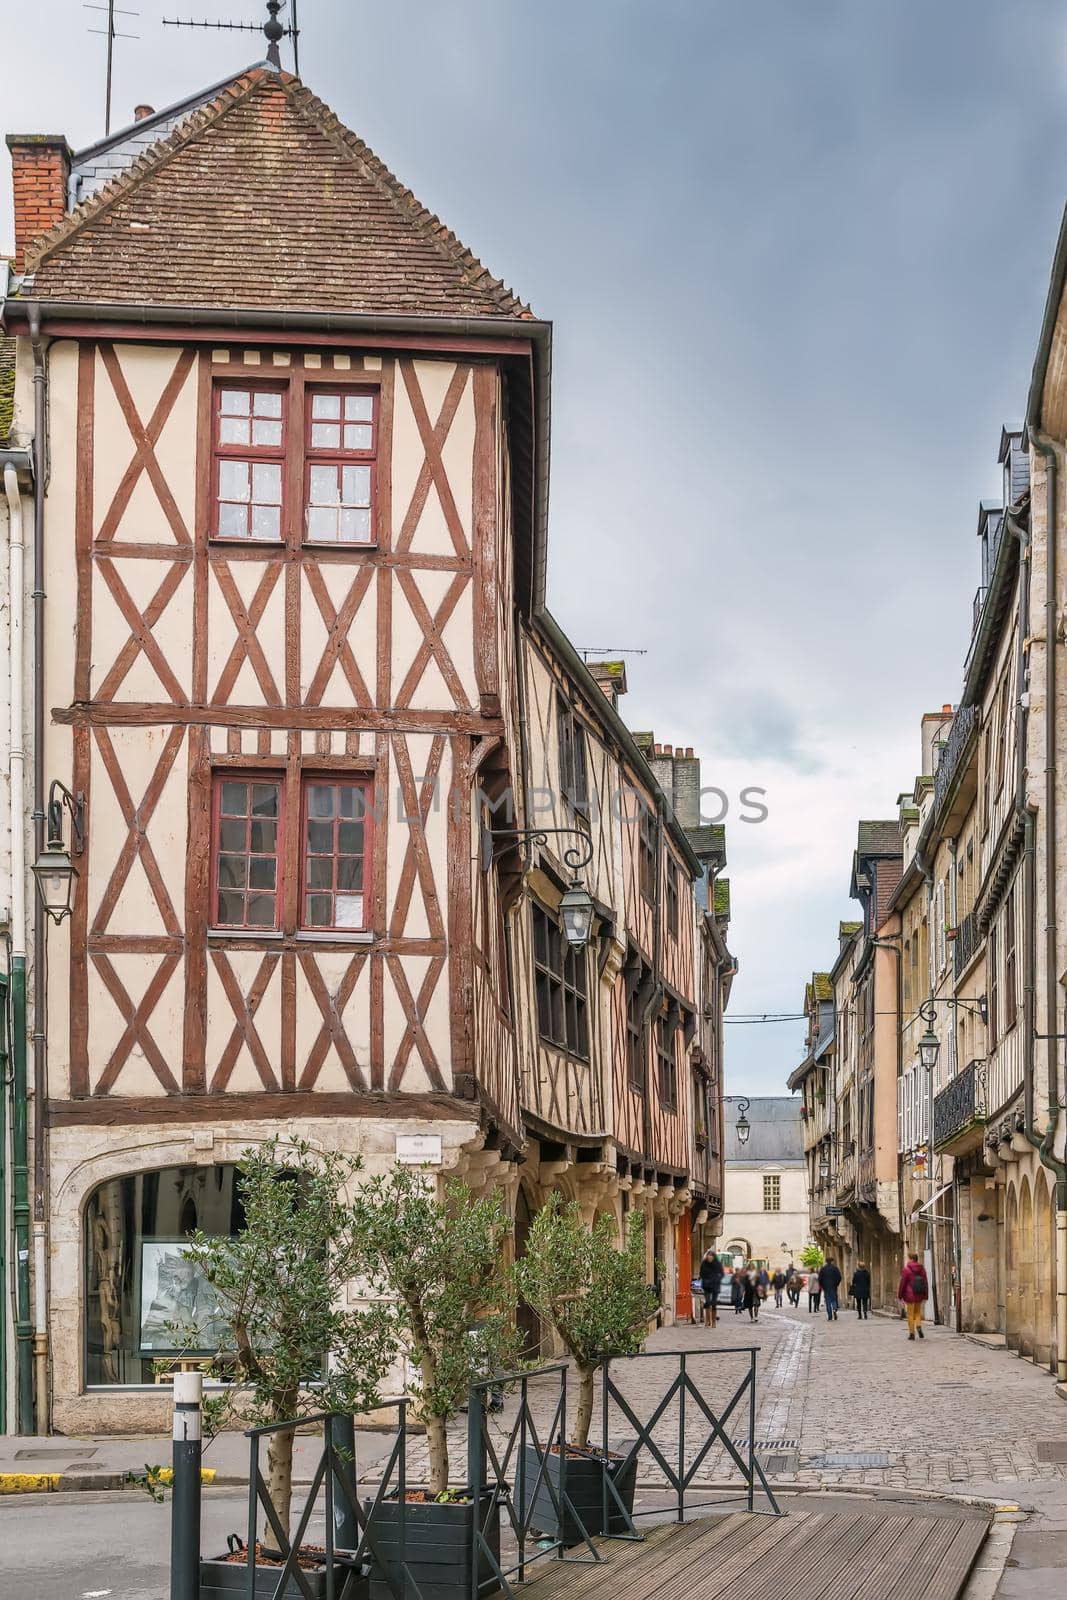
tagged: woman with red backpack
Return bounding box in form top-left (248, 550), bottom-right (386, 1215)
top-left (898, 1251), bottom-right (929, 1340)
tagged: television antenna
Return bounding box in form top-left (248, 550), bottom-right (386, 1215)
top-left (85, 3), bottom-right (141, 137)
top-left (163, 0), bottom-right (301, 75)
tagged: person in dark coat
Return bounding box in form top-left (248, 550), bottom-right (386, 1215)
top-left (699, 1249), bottom-right (725, 1328)
top-left (771, 1268), bottom-right (786, 1308)
top-left (849, 1261), bottom-right (872, 1320)
top-left (741, 1265), bottom-right (761, 1321)
top-left (785, 1264), bottom-right (801, 1307)
top-left (731, 1270), bottom-right (744, 1315)
top-left (818, 1258), bottom-right (842, 1321)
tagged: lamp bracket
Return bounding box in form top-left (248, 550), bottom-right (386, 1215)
top-left (491, 826), bottom-right (594, 877)
top-left (48, 778), bottom-right (85, 855)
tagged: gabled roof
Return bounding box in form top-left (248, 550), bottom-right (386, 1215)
top-left (856, 819), bottom-right (901, 858)
top-left (24, 67), bottom-right (533, 320)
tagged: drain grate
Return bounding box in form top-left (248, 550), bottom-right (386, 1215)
top-left (13, 1446), bottom-right (98, 1461)
top-left (805, 1451), bottom-right (890, 1470)
top-left (729, 1438), bottom-right (800, 1452)
top-left (1037, 1441), bottom-right (1067, 1464)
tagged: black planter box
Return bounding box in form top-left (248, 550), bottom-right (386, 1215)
top-left (200, 1552), bottom-right (330, 1599)
top-left (365, 1491), bottom-right (499, 1600)
top-left (517, 1442), bottom-right (636, 1546)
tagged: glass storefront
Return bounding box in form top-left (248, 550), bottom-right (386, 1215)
top-left (84, 1164), bottom-right (243, 1385)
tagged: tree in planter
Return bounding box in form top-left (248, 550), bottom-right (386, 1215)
top-left (348, 1164), bottom-right (521, 1498)
top-left (516, 1196), bottom-right (659, 1451)
top-left (181, 1139), bottom-right (397, 1541)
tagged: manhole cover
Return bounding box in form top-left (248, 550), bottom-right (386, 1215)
top-left (805, 1451), bottom-right (890, 1470)
top-left (760, 1450), bottom-right (800, 1475)
top-left (1036, 1441), bottom-right (1067, 1464)
top-left (13, 1446), bottom-right (98, 1461)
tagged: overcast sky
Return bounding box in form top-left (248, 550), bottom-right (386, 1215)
top-left (5, 1), bottom-right (1066, 1095)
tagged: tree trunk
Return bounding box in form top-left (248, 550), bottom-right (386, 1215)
top-left (264, 1421), bottom-right (296, 1543)
top-left (425, 1413), bottom-right (449, 1498)
top-left (573, 1365), bottom-right (596, 1450)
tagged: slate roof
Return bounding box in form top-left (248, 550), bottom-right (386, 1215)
top-left (723, 1097), bottom-right (804, 1164)
top-left (24, 67), bottom-right (533, 320)
top-left (856, 820), bottom-right (901, 857)
top-left (686, 823), bottom-right (726, 861)
top-left (810, 972), bottom-right (832, 1003)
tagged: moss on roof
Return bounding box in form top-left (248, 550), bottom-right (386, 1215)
top-left (839, 920), bottom-right (862, 938)
top-left (630, 731), bottom-right (654, 751)
top-left (713, 878), bottom-right (731, 918)
top-left (811, 972), bottom-right (833, 1002)
top-left (587, 659), bottom-right (626, 677)
top-left (0, 337), bottom-right (15, 446)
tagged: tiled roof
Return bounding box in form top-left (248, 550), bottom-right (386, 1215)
top-left (811, 972), bottom-right (832, 1002)
top-left (713, 878), bottom-right (730, 918)
top-left (26, 68), bottom-right (533, 320)
top-left (687, 823), bottom-right (726, 860)
top-left (0, 336), bottom-right (14, 445)
top-left (856, 819), bottom-right (901, 857)
top-left (838, 921), bottom-right (862, 938)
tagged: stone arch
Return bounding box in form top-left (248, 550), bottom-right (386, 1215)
top-left (1034, 1170), bottom-right (1056, 1371)
top-left (1018, 1176), bottom-right (1036, 1359)
top-left (1005, 1182), bottom-right (1020, 1350)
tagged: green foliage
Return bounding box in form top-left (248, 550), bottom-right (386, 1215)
top-left (517, 1196), bottom-right (658, 1372)
top-left (799, 1243), bottom-right (825, 1271)
top-left (347, 1164), bottom-right (522, 1491)
top-left (182, 1138), bottom-right (397, 1432)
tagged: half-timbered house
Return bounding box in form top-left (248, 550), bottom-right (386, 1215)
top-left (0, 43), bottom-right (729, 1432)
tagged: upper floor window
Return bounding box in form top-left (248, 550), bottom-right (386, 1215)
top-left (656, 1015), bottom-right (678, 1111)
top-left (666, 861), bottom-right (679, 939)
top-left (532, 904), bottom-right (588, 1058)
top-left (638, 803), bottom-right (656, 903)
top-left (626, 959), bottom-right (648, 1090)
top-left (304, 390), bottom-right (377, 544)
top-left (1003, 885), bottom-right (1017, 1033)
top-left (211, 382), bottom-right (378, 546)
top-left (556, 694), bottom-right (588, 811)
top-left (213, 385), bottom-right (286, 541)
top-left (211, 772), bottom-right (372, 933)
top-left (763, 1174), bottom-right (781, 1212)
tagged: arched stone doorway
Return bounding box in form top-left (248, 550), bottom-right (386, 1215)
top-left (1018, 1178), bottom-right (1035, 1359)
top-left (513, 1186), bottom-right (542, 1359)
top-left (1034, 1173), bottom-right (1055, 1370)
top-left (1005, 1184), bottom-right (1020, 1350)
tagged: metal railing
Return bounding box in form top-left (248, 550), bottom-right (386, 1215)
top-left (934, 705), bottom-right (978, 815)
top-left (953, 909), bottom-right (980, 979)
top-left (933, 1058), bottom-right (987, 1149)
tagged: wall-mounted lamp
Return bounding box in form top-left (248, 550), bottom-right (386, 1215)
top-left (490, 825), bottom-right (596, 950)
top-left (32, 779), bottom-right (85, 924)
top-left (735, 1097), bottom-right (751, 1147)
top-left (918, 1000), bottom-right (941, 1074)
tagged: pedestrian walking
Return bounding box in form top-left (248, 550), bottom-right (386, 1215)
top-left (742, 1265), bottom-right (761, 1322)
top-left (699, 1248), bottom-right (724, 1329)
top-left (819, 1257), bottom-right (842, 1321)
top-left (807, 1271), bottom-right (821, 1313)
top-left (897, 1251), bottom-right (929, 1341)
top-left (849, 1261), bottom-right (872, 1320)
top-left (771, 1268), bottom-right (786, 1308)
top-left (785, 1264), bottom-right (801, 1307)
top-left (731, 1269), bottom-right (744, 1315)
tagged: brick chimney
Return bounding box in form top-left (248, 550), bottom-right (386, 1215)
top-left (6, 134), bottom-right (71, 271)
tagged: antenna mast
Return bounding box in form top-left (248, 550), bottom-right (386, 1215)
top-left (162, 1), bottom-right (299, 74)
top-left (85, 2), bottom-right (141, 136)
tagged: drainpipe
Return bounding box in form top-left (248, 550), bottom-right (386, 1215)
top-left (3, 461), bottom-right (33, 1431)
top-left (1012, 448), bottom-right (1067, 1384)
top-left (28, 305), bottom-right (50, 1428)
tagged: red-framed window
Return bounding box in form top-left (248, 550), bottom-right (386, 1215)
top-left (301, 779), bottom-right (371, 930)
top-left (212, 776), bottom-right (284, 928)
top-left (211, 384), bottom-right (287, 542)
top-left (210, 772), bottom-right (372, 933)
top-left (304, 388), bottom-right (378, 545)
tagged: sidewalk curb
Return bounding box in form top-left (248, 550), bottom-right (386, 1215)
top-left (0, 1467), bottom-right (216, 1495)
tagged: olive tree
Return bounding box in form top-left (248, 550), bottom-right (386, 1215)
top-left (516, 1196), bottom-right (659, 1450)
top-left (348, 1165), bottom-right (521, 1497)
top-left (799, 1243), bottom-right (825, 1271)
top-left (181, 1139), bottom-right (396, 1539)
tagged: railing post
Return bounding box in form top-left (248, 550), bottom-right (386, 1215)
top-left (559, 1366), bottom-right (569, 1552)
top-left (677, 1353), bottom-right (686, 1523)
top-left (170, 1370), bottom-right (202, 1600)
top-left (747, 1350), bottom-right (756, 1513)
top-left (468, 1385), bottom-right (485, 1600)
top-left (328, 1413), bottom-right (359, 1553)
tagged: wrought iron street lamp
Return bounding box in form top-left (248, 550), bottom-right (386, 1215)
top-left (31, 779), bottom-right (84, 924)
top-left (735, 1097), bottom-right (751, 1147)
top-left (918, 1000), bottom-right (941, 1074)
top-left (491, 826), bottom-right (596, 951)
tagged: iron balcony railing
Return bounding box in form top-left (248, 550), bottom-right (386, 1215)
top-left (972, 585), bottom-right (988, 633)
top-left (953, 909), bottom-right (980, 979)
top-left (934, 704), bottom-right (979, 815)
top-left (933, 1057), bottom-right (987, 1150)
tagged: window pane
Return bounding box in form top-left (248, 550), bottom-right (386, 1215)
top-left (335, 894), bottom-right (364, 929)
top-left (220, 782), bottom-right (248, 816)
top-left (309, 465), bottom-right (339, 505)
top-left (246, 894), bottom-right (276, 927)
top-left (337, 856), bottom-right (363, 892)
top-left (312, 393), bottom-right (341, 419)
top-left (338, 819), bottom-right (363, 854)
top-left (217, 855), bottom-right (247, 889)
top-left (251, 463), bottom-right (281, 504)
top-left (219, 819), bottom-right (246, 852)
top-left (308, 785), bottom-right (336, 818)
top-left (249, 857), bottom-right (277, 890)
top-left (217, 502), bottom-right (248, 537)
top-left (251, 418), bottom-right (282, 447)
top-left (339, 508), bottom-right (371, 542)
top-left (306, 894), bottom-right (332, 926)
top-left (307, 856), bottom-right (332, 890)
top-left (341, 466), bottom-right (371, 506)
top-left (306, 507), bottom-right (338, 540)
top-left (220, 389), bottom-right (250, 416)
top-left (249, 819), bottom-right (276, 854)
top-left (344, 394), bottom-right (374, 421)
top-left (339, 786), bottom-right (358, 818)
top-left (251, 504), bottom-right (281, 539)
top-left (307, 821), bottom-right (333, 853)
top-left (254, 391), bottom-right (282, 418)
top-left (219, 460), bottom-right (250, 501)
top-left (312, 423), bottom-right (341, 449)
top-left (252, 784), bottom-right (279, 817)
top-left (343, 423), bottom-right (373, 450)
top-left (219, 416), bottom-right (250, 446)
top-left (216, 889), bottom-right (245, 924)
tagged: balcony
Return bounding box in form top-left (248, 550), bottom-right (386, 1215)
top-left (934, 704), bottom-right (979, 817)
top-left (972, 585), bottom-right (988, 634)
top-left (952, 909), bottom-right (980, 980)
top-left (933, 1058), bottom-right (987, 1151)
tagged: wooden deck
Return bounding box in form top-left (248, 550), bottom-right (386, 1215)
top-left (511, 1506), bottom-right (990, 1600)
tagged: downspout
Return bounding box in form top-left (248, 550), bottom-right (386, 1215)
top-left (1019, 437), bottom-right (1067, 1383)
top-left (28, 307), bottom-right (49, 1427)
top-left (910, 838), bottom-right (940, 1318)
top-left (3, 461), bottom-right (32, 1431)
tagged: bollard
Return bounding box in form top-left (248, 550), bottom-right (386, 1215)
top-left (170, 1370), bottom-right (203, 1600)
